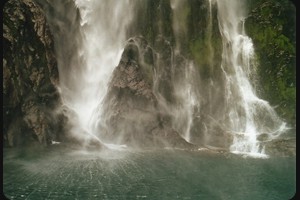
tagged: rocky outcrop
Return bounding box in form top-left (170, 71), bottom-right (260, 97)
top-left (100, 37), bottom-right (195, 149)
top-left (3, 0), bottom-right (63, 147)
top-left (263, 137), bottom-right (296, 157)
top-left (3, 0), bottom-right (294, 157)
top-left (244, 0), bottom-right (296, 156)
top-left (245, 0), bottom-right (296, 127)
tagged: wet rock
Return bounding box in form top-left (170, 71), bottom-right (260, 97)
top-left (3, 0), bottom-right (62, 147)
top-left (263, 137), bottom-right (296, 157)
top-left (101, 36), bottom-right (194, 149)
top-left (153, 35), bottom-right (175, 103)
top-left (245, 0), bottom-right (296, 127)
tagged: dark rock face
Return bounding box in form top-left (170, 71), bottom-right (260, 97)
top-left (3, 0), bottom-right (63, 147)
top-left (100, 37), bottom-right (195, 149)
top-left (31, 0), bottom-right (99, 149)
top-left (264, 137), bottom-right (296, 157)
top-left (3, 0), bottom-right (294, 156)
top-left (244, 0), bottom-right (296, 156)
top-left (245, 0), bottom-right (296, 128)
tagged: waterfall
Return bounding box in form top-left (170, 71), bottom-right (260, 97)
top-left (39, 0), bottom-right (290, 155)
top-left (57, 0), bottom-right (135, 143)
top-left (170, 0), bottom-right (200, 142)
top-left (206, 0), bottom-right (214, 68)
top-left (215, 0), bottom-right (287, 157)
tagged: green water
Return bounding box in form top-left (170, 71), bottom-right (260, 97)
top-left (3, 146), bottom-right (296, 200)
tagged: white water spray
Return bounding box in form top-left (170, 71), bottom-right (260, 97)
top-left (216, 0), bottom-right (287, 157)
top-left (58, 0), bottom-right (135, 144)
top-left (172, 60), bottom-right (200, 143)
top-left (170, 0), bottom-right (200, 142)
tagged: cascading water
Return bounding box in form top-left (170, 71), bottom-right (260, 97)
top-left (169, 0), bottom-right (288, 156)
top-left (170, 0), bottom-right (200, 143)
top-left (3, 0), bottom-right (296, 198)
top-left (58, 0), bottom-right (135, 145)
top-left (41, 0), bottom-right (289, 155)
top-left (215, 0), bottom-right (288, 157)
top-left (171, 60), bottom-right (200, 143)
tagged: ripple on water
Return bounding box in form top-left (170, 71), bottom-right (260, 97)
top-left (3, 148), bottom-right (296, 200)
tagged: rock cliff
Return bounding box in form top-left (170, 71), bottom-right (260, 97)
top-left (100, 37), bottom-right (195, 149)
top-left (3, 0), bottom-right (63, 147)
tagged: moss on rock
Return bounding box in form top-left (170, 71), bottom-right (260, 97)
top-left (245, 0), bottom-right (296, 127)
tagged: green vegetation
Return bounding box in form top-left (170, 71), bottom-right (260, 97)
top-left (131, 0), bottom-right (295, 127)
top-left (245, 0), bottom-right (296, 126)
top-left (132, 0), bottom-right (174, 46)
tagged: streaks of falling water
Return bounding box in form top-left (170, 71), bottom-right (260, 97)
top-left (170, 0), bottom-right (200, 143)
top-left (59, 0), bottom-right (135, 142)
top-left (215, 0), bottom-right (287, 157)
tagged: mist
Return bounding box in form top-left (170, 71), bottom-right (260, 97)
top-left (31, 0), bottom-right (290, 157)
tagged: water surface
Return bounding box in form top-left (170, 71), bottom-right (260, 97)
top-left (3, 146), bottom-right (296, 200)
